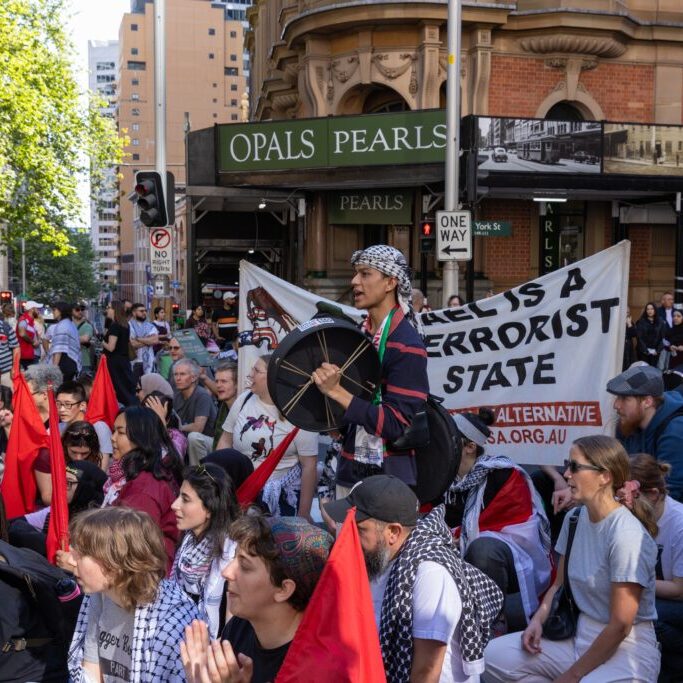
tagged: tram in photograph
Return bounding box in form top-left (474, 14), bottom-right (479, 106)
top-left (517, 137), bottom-right (562, 164)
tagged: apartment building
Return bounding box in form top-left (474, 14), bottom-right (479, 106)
top-left (88, 40), bottom-right (120, 299)
top-left (118, 0), bottom-right (247, 303)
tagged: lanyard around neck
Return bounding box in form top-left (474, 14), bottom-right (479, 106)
top-left (372, 307), bottom-right (396, 405)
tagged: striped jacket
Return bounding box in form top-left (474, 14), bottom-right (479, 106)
top-left (337, 307), bottom-right (429, 488)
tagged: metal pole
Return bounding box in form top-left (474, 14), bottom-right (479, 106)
top-left (611, 200), bottom-right (620, 245)
top-left (21, 237), bottom-right (26, 296)
top-left (675, 192), bottom-right (683, 308)
top-left (442, 0), bottom-right (462, 307)
top-left (154, 0), bottom-right (169, 298)
top-left (155, 0), bottom-right (166, 196)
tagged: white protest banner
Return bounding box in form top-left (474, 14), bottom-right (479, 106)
top-left (238, 241), bottom-right (630, 465)
top-left (422, 241), bottom-right (629, 464)
top-left (237, 261), bottom-right (361, 394)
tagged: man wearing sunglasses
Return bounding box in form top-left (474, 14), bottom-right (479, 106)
top-left (607, 364), bottom-right (683, 502)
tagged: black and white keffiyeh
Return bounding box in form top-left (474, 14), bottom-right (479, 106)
top-left (379, 505), bottom-right (504, 681)
top-left (351, 245), bottom-right (418, 328)
top-left (446, 454), bottom-right (552, 553)
top-left (172, 531), bottom-right (215, 598)
top-left (68, 579), bottom-right (199, 683)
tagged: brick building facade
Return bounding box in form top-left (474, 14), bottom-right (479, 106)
top-left (185, 0), bottom-right (683, 309)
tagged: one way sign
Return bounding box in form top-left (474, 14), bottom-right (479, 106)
top-left (435, 210), bottom-right (472, 262)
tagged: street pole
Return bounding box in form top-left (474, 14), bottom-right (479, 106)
top-left (21, 237), bottom-right (26, 297)
top-left (442, 0), bottom-right (462, 307)
top-left (155, 0), bottom-right (166, 196)
top-left (676, 192), bottom-right (683, 309)
top-left (154, 0), bottom-right (169, 299)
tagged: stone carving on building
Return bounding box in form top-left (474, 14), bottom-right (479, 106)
top-left (519, 35), bottom-right (626, 59)
top-left (331, 55), bottom-right (360, 83)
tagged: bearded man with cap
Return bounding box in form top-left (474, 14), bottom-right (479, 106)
top-left (324, 475), bottom-right (503, 682)
top-left (312, 245), bottom-right (429, 496)
top-left (608, 364), bottom-right (683, 501)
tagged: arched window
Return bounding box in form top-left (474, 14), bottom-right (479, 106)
top-left (545, 102), bottom-right (584, 121)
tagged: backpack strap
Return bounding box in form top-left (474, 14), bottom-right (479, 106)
top-left (240, 391), bottom-right (253, 413)
top-left (652, 406), bottom-right (683, 457)
top-left (562, 508), bottom-right (581, 608)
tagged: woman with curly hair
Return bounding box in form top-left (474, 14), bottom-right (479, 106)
top-left (67, 507), bottom-right (199, 683)
top-left (171, 463), bottom-right (240, 638)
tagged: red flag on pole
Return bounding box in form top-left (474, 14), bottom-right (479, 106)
top-left (84, 355), bottom-right (119, 429)
top-left (236, 427), bottom-right (300, 507)
top-left (46, 385), bottom-right (69, 564)
top-left (0, 373), bottom-right (49, 518)
top-left (276, 507), bottom-right (387, 683)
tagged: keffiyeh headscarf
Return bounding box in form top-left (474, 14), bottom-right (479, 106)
top-left (351, 245), bottom-right (418, 329)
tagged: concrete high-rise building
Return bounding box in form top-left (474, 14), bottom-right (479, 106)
top-left (118, 0), bottom-right (248, 303)
top-left (88, 40), bottom-right (120, 299)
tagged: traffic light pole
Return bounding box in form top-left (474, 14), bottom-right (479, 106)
top-left (154, 0), bottom-right (169, 299)
top-left (441, 0), bottom-right (462, 307)
top-left (154, 0), bottom-right (166, 198)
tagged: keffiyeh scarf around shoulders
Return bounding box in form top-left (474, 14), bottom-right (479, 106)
top-left (172, 531), bottom-right (214, 599)
top-left (446, 454), bottom-right (551, 554)
top-left (379, 505), bottom-right (503, 681)
top-left (68, 579), bottom-right (199, 683)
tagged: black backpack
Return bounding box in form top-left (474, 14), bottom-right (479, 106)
top-left (0, 541), bottom-right (81, 682)
top-left (391, 394), bottom-right (462, 503)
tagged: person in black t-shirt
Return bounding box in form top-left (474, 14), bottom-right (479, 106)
top-left (181, 514), bottom-right (332, 683)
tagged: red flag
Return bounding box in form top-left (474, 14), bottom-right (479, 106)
top-left (276, 507), bottom-right (387, 683)
top-left (45, 386), bottom-right (69, 563)
top-left (84, 355), bottom-right (119, 429)
top-left (236, 427), bottom-right (299, 507)
top-left (0, 373), bottom-right (49, 518)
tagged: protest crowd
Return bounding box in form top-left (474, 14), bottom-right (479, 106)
top-left (0, 247), bottom-right (681, 683)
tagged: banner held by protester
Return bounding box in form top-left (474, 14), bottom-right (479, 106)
top-left (239, 241), bottom-right (630, 465)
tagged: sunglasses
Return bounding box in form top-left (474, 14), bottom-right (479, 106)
top-left (194, 464), bottom-right (217, 484)
top-left (564, 459), bottom-right (604, 474)
top-left (168, 345), bottom-right (181, 350)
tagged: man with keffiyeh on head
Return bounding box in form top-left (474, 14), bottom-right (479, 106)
top-left (312, 245), bottom-right (429, 496)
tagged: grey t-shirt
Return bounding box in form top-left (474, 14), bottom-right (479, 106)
top-left (174, 384), bottom-right (217, 437)
top-left (83, 593), bottom-right (134, 682)
top-left (556, 505), bottom-right (657, 624)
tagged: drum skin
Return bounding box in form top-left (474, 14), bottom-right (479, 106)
top-left (267, 316), bottom-right (380, 432)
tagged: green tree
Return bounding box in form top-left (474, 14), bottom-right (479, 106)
top-left (0, 0), bottom-right (125, 254)
top-left (24, 230), bottom-right (99, 302)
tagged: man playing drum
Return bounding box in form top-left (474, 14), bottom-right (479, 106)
top-left (312, 245), bottom-right (429, 497)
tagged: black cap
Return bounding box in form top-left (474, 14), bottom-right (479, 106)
top-left (323, 475), bottom-right (419, 526)
top-left (606, 365), bottom-right (664, 398)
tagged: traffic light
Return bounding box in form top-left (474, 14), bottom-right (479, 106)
top-left (0, 291), bottom-right (12, 305)
top-left (419, 220), bottom-right (435, 253)
top-left (134, 171), bottom-right (175, 227)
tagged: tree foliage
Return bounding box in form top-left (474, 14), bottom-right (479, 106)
top-left (24, 230), bottom-right (99, 302)
top-left (0, 0), bottom-right (125, 254)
